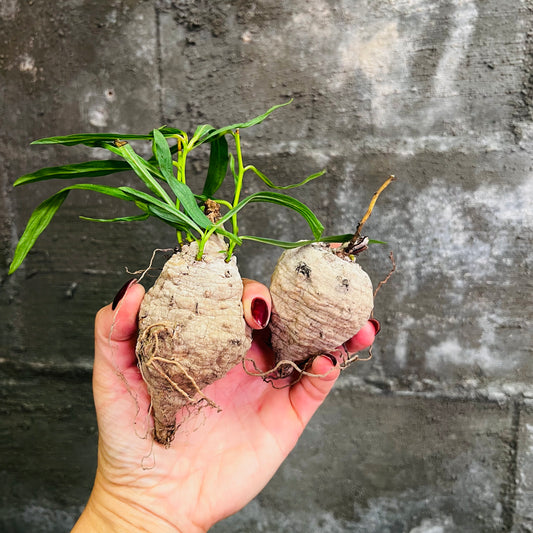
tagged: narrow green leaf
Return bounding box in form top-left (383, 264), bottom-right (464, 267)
top-left (214, 191), bottom-right (324, 240)
top-left (104, 139), bottom-right (213, 230)
top-left (31, 128), bottom-right (186, 147)
top-left (202, 135), bottom-right (229, 197)
top-left (196, 101), bottom-right (292, 145)
top-left (158, 126), bottom-right (187, 138)
top-left (119, 186), bottom-right (203, 233)
top-left (152, 129), bottom-right (175, 183)
top-left (166, 180), bottom-right (213, 229)
top-left (143, 204), bottom-right (197, 232)
top-left (318, 234), bottom-right (355, 244)
top-left (190, 124), bottom-right (215, 146)
top-left (64, 183), bottom-right (134, 201)
top-left (79, 213), bottom-right (150, 223)
top-left (240, 235), bottom-right (386, 249)
top-left (245, 166), bottom-right (326, 190)
top-left (13, 160), bottom-right (132, 186)
top-left (106, 142), bottom-right (212, 231)
top-left (9, 191), bottom-right (69, 274)
top-left (31, 132), bottom-right (157, 147)
top-left (104, 142), bottom-right (174, 206)
top-left (8, 180), bottom-right (207, 274)
top-left (241, 236), bottom-right (314, 249)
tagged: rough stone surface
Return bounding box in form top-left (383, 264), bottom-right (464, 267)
top-left (1, 0), bottom-right (532, 531)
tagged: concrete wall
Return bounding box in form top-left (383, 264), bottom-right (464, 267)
top-left (1, 0), bottom-right (531, 531)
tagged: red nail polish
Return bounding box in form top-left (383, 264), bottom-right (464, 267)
top-left (112, 279), bottom-right (137, 310)
top-left (369, 318), bottom-right (381, 335)
top-left (323, 353), bottom-right (338, 366)
top-left (251, 298), bottom-right (270, 328)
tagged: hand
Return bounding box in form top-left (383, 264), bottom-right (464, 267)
top-left (72, 279), bottom-right (377, 532)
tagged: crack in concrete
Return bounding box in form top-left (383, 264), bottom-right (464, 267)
top-left (501, 400), bottom-right (521, 531)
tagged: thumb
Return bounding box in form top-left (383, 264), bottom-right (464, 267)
top-left (288, 355), bottom-right (340, 428)
top-left (94, 280), bottom-right (145, 381)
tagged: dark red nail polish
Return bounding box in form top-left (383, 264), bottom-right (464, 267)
top-left (112, 279), bottom-right (137, 310)
top-left (369, 318), bottom-right (381, 335)
top-left (324, 353), bottom-right (338, 366)
top-left (251, 298), bottom-right (270, 328)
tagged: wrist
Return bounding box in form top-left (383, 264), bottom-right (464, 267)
top-left (71, 472), bottom-right (206, 533)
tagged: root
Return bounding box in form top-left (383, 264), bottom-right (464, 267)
top-left (126, 247), bottom-right (176, 283)
top-left (137, 322), bottom-right (220, 412)
top-left (150, 356), bottom-right (220, 411)
top-left (373, 251), bottom-right (396, 299)
top-left (243, 340), bottom-right (372, 388)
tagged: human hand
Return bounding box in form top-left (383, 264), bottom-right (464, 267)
top-left (72, 278), bottom-right (377, 532)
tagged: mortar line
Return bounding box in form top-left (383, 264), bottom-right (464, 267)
top-left (502, 399), bottom-right (521, 531)
top-left (154, 2), bottom-right (164, 124)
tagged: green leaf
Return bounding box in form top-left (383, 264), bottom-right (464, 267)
top-left (79, 213), bottom-right (150, 223)
top-left (13, 160), bottom-right (132, 186)
top-left (215, 191), bottom-right (324, 240)
top-left (9, 191), bottom-right (69, 274)
top-left (106, 142), bottom-right (212, 231)
top-left (143, 204), bottom-right (197, 232)
top-left (196, 101), bottom-right (292, 145)
top-left (241, 236), bottom-right (315, 248)
top-left (240, 235), bottom-right (386, 249)
top-left (245, 166), bottom-right (325, 190)
top-left (31, 127), bottom-right (186, 147)
top-left (31, 132), bottom-right (157, 147)
top-left (166, 180), bottom-right (214, 229)
top-left (158, 126), bottom-right (187, 138)
top-left (152, 129), bottom-right (175, 183)
top-left (106, 139), bottom-right (212, 230)
top-left (190, 124), bottom-right (215, 146)
top-left (118, 186), bottom-right (204, 233)
top-left (318, 234), bottom-right (355, 244)
top-left (202, 135), bottom-right (229, 197)
top-left (104, 142), bottom-right (174, 206)
top-left (8, 183), bottom-right (135, 274)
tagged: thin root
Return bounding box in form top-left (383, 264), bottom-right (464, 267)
top-left (373, 251), bottom-right (396, 299)
top-left (127, 248), bottom-right (176, 283)
top-left (138, 323), bottom-right (220, 411)
top-left (243, 340), bottom-right (372, 388)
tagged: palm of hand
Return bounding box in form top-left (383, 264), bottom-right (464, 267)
top-left (89, 281), bottom-right (373, 532)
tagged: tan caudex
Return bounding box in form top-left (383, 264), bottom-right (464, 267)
top-left (136, 236), bottom-right (251, 446)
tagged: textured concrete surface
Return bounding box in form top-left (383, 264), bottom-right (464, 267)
top-left (1, 0), bottom-right (532, 531)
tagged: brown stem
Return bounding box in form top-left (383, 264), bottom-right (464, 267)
top-left (346, 175), bottom-right (396, 250)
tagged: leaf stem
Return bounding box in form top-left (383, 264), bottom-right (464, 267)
top-left (228, 129), bottom-right (245, 257)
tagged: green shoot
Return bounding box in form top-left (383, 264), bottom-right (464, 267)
top-left (8, 101), bottom-right (348, 274)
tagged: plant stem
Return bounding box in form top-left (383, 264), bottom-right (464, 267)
top-left (350, 175), bottom-right (396, 243)
top-left (227, 129), bottom-right (245, 257)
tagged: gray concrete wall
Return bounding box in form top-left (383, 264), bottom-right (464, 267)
top-left (1, 0), bottom-right (531, 531)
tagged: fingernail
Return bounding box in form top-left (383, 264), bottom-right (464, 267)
top-left (369, 318), bottom-right (381, 336)
top-left (322, 353), bottom-right (338, 366)
top-left (112, 279), bottom-right (137, 310)
top-left (251, 298), bottom-right (270, 328)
